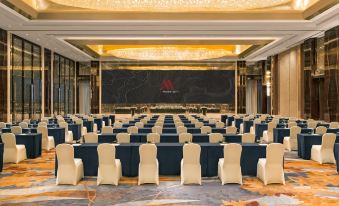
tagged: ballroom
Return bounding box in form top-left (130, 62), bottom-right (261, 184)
top-left (0, 0), bottom-right (338, 205)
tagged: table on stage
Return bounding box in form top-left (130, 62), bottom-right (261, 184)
top-left (297, 134), bottom-right (339, 160)
top-left (55, 143), bottom-right (266, 177)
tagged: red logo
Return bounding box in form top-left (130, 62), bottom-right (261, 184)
top-left (160, 79), bottom-right (175, 91)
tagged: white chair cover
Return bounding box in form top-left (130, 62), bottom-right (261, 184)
top-left (218, 143), bottom-right (242, 184)
top-left (138, 144), bottom-right (159, 185)
top-left (181, 143), bottom-right (201, 185)
top-left (97, 143), bottom-right (122, 185)
top-left (1, 133), bottom-right (27, 163)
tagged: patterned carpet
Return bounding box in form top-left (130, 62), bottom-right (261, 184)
top-left (0, 149), bottom-right (338, 206)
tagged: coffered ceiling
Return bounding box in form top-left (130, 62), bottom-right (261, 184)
top-left (0, 0), bottom-right (337, 62)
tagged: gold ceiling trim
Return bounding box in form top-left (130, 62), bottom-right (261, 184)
top-left (48, 0), bottom-right (292, 12)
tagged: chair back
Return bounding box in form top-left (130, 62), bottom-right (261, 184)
top-left (0, 122), bottom-right (6, 129)
top-left (75, 119), bottom-right (83, 127)
top-left (194, 122), bottom-right (203, 128)
top-left (215, 121), bottom-right (225, 128)
top-left (11, 126), bottom-right (22, 135)
top-left (84, 133), bottom-right (98, 143)
top-left (38, 122), bottom-right (48, 127)
top-left (56, 144), bottom-right (75, 166)
top-left (147, 133), bottom-right (160, 143)
top-left (59, 122), bottom-right (69, 133)
top-left (37, 126), bottom-right (48, 146)
top-left (226, 126), bottom-right (237, 134)
top-left (135, 122), bottom-right (144, 128)
top-left (140, 119), bottom-right (148, 124)
top-left (127, 126), bottom-right (138, 134)
top-left (307, 121), bottom-right (317, 129)
top-left (200, 126), bottom-right (212, 134)
top-left (315, 126), bottom-right (327, 135)
top-left (23, 119), bottom-right (30, 124)
top-left (1, 133), bottom-right (16, 149)
top-left (241, 133), bottom-right (255, 143)
top-left (223, 143), bottom-right (242, 167)
top-left (290, 126), bottom-right (301, 140)
top-left (139, 144), bottom-right (157, 164)
top-left (209, 133), bottom-right (223, 143)
top-left (175, 122), bottom-right (184, 127)
top-left (19, 122), bottom-right (28, 129)
top-left (113, 121), bottom-right (123, 128)
top-left (102, 126), bottom-right (113, 134)
top-left (152, 126), bottom-right (163, 134)
top-left (155, 122), bottom-right (163, 127)
top-left (177, 126), bottom-right (187, 134)
top-left (267, 122), bottom-right (276, 133)
top-left (266, 143), bottom-right (284, 166)
top-left (288, 122), bottom-right (297, 128)
top-left (329, 122), bottom-right (339, 129)
top-left (321, 133), bottom-right (336, 150)
top-left (117, 133), bottom-right (130, 143)
top-left (183, 143), bottom-right (201, 164)
top-left (179, 133), bottom-right (192, 143)
top-left (209, 119), bottom-right (217, 124)
top-left (98, 143), bottom-right (116, 167)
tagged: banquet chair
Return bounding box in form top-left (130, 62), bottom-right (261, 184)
top-left (311, 133), bottom-right (336, 164)
top-left (250, 119), bottom-right (262, 135)
top-left (75, 119), bottom-right (87, 137)
top-left (88, 117), bottom-right (98, 133)
top-left (0, 122), bottom-right (6, 129)
top-left (97, 143), bottom-right (122, 185)
top-left (117, 133), bottom-right (130, 143)
top-left (11, 126), bottom-right (22, 135)
top-left (121, 119), bottom-right (129, 124)
top-left (315, 126), bottom-right (327, 135)
top-left (209, 119), bottom-right (217, 124)
top-left (329, 122), bottom-right (339, 129)
top-left (175, 122), bottom-right (184, 127)
top-left (218, 143), bottom-right (242, 185)
top-left (141, 119), bottom-right (148, 124)
top-left (215, 121), bottom-right (225, 128)
top-left (56, 144), bottom-right (84, 185)
top-left (101, 126), bottom-right (113, 134)
top-left (59, 122), bottom-right (73, 143)
top-left (194, 122), bottom-right (204, 128)
top-left (226, 126), bottom-right (237, 134)
top-left (283, 126), bottom-right (301, 151)
top-left (201, 126), bottom-right (212, 134)
top-left (113, 121), bottom-right (123, 129)
top-left (181, 143), bottom-right (201, 185)
top-left (84, 133), bottom-right (98, 143)
top-left (127, 126), bottom-right (138, 134)
top-left (262, 122), bottom-right (277, 143)
top-left (179, 133), bottom-right (192, 143)
top-left (1, 133), bottom-right (27, 163)
top-left (257, 143), bottom-right (285, 185)
top-left (288, 122), bottom-right (297, 128)
top-left (241, 133), bottom-right (255, 143)
top-left (37, 126), bottom-right (55, 151)
top-left (307, 121), bottom-right (317, 129)
top-left (177, 126), bottom-right (187, 134)
top-left (23, 119), bottom-right (30, 124)
top-left (19, 122), bottom-right (29, 129)
top-left (152, 126), bottom-right (163, 134)
top-left (209, 133), bottom-right (224, 143)
top-left (135, 122), bottom-right (144, 128)
top-left (147, 133), bottom-right (160, 143)
top-left (38, 122), bottom-right (48, 127)
top-left (138, 144), bottom-right (159, 185)
top-left (155, 122), bottom-right (163, 127)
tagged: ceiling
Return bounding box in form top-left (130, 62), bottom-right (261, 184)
top-left (0, 0), bottom-right (338, 62)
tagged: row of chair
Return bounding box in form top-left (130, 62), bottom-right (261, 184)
top-left (56, 143), bottom-right (285, 186)
top-left (83, 132), bottom-right (256, 144)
